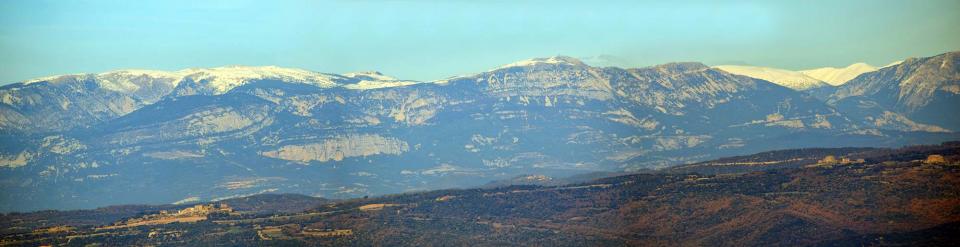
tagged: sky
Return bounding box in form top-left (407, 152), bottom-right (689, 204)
top-left (1, 0), bottom-right (958, 83)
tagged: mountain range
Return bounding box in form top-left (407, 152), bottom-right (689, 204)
top-left (712, 65), bottom-right (833, 90)
top-left (0, 51), bottom-right (958, 212)
top-left (714, 61), bottom-right (893, 90)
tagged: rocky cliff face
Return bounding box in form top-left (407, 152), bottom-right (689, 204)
top-left (830, 51), bottom-right (960, 131)
top-left (0, 54), bottom-right (957, 212)
top-left (262, 134), bottom-right (409, 163)
top-left (0, 72), bottom-right (179, 132)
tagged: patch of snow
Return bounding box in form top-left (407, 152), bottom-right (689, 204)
top-left (344, 71), bottom-right (397, 81)
top-left (24, 69), bottom-right (184, 92)
top-left (343, 80), bottom-right (423, 90)
top-left (96, 70), bottom-right (184, 92)
top-left (714, 65), bottom-right (830, 90)
top-left (180, 66), bottom-right (341, 94)
top-left (23, 75), bottom-right (70, 85)
top-left (800, 63), bottom-right (878, 86)
top-left (18, 66), bottom-right (430, 94)
top-left (883, 60), bottom-right (903, 68)
top-left (579, 55), bottom-right (628, 68)
top-left (494, 56), bottom-right (586, 70)
top-left (341, 71), bottom-right (428, 90)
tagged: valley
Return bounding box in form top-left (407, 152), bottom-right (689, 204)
top-left (1, 142), bottom-right (958, 246)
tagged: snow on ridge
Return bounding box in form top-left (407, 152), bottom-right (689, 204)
top-left (883, 60), bottom-right (903, 68)
top-left (24, 69), bottom-right (182, 84)
top-left (23, 75), bottom-right (74, 85)
top-left (715, 62), bottom-right (885, 88)
top-left (95, 69), bottom-right (186, 92)
top-left (102, 69), bottom-right (183, 78)
top-left (178, 65), bottom-right (342, 93)
top-left (714, 65), bottom-right (829, 90)
top-left (343, 80), bottom-right (423, 90)
top-left (14, 57), bottom-right (903, 94)
top-left (22, 69), bottom-right (185, 93)
top-left (800, 63), bottom-right (878, 86)
top-left (494, 56), bottom-right (587, 70)
top-left (344, 71), bottom-right (398, 81)
top-left (16, 66), bottom-right (430, 94)
top-left (342, 71), bottom-right (427, 90)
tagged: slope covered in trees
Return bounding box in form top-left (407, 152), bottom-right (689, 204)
top-left (2, 142), bottom-right (959, 246)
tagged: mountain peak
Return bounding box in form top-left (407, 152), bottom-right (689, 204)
top-left (883, 60), bottom-right (904, 68)
top-left (175, 66), bottom-right (341, 94)
top-left (347, 71), bottom-right (384, 76)
top-left (494, 55), bottom-right (588, 70)
top-left (340, 71), bottom-right (422, 90)
top-left (652, 62), bottom-right (710, 74)
top-left (846, 62), bottom-right (876, 70)
top-left (800, 63), bottom-right (878, 86)
top-left (542, 55), bottom-right (587, 66)
top-left (714, 65), bottom-right (829, 90)
top-left (343, 71), bottom-right (397, 81)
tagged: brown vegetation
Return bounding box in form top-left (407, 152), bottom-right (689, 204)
top-left (4, 143), bottom-right (960, 246)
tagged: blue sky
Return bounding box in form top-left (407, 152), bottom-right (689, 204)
top-left (1, 0), bottom-right (958, 83)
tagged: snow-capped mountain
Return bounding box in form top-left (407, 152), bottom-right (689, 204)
top-left (493, 56), bottom-right (588, 70)
top-left (0, 54), bottom-right (957, 212)
top-left (176, 66), bottom-right (342, 94)
top-left (170, 66), bottom-right (423, 96)
top-left (578, 55), bottom-right (629, 68)
top-left (0, 66), bottom-right (422, 132)
top-left (714, 62), bottom-right (890, 90)
top-left (25, 69), bottom-right (183, 93)
top-left (341, 71), bottom-right (423, 90)
top-left (21, 66), bottom-right (422, 95)
top-left (21, 66), bottom-right (341, 95)
top-left (800, 63), bottom-right (878, 86)
top-left (713, 65), bottom-right (831, 90)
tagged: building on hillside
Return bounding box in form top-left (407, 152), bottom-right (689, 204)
top-left (176, 203), bottom-right (233, 216)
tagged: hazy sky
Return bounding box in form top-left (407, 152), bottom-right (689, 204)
top-left (1, 0), bottom-right (958, 83)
